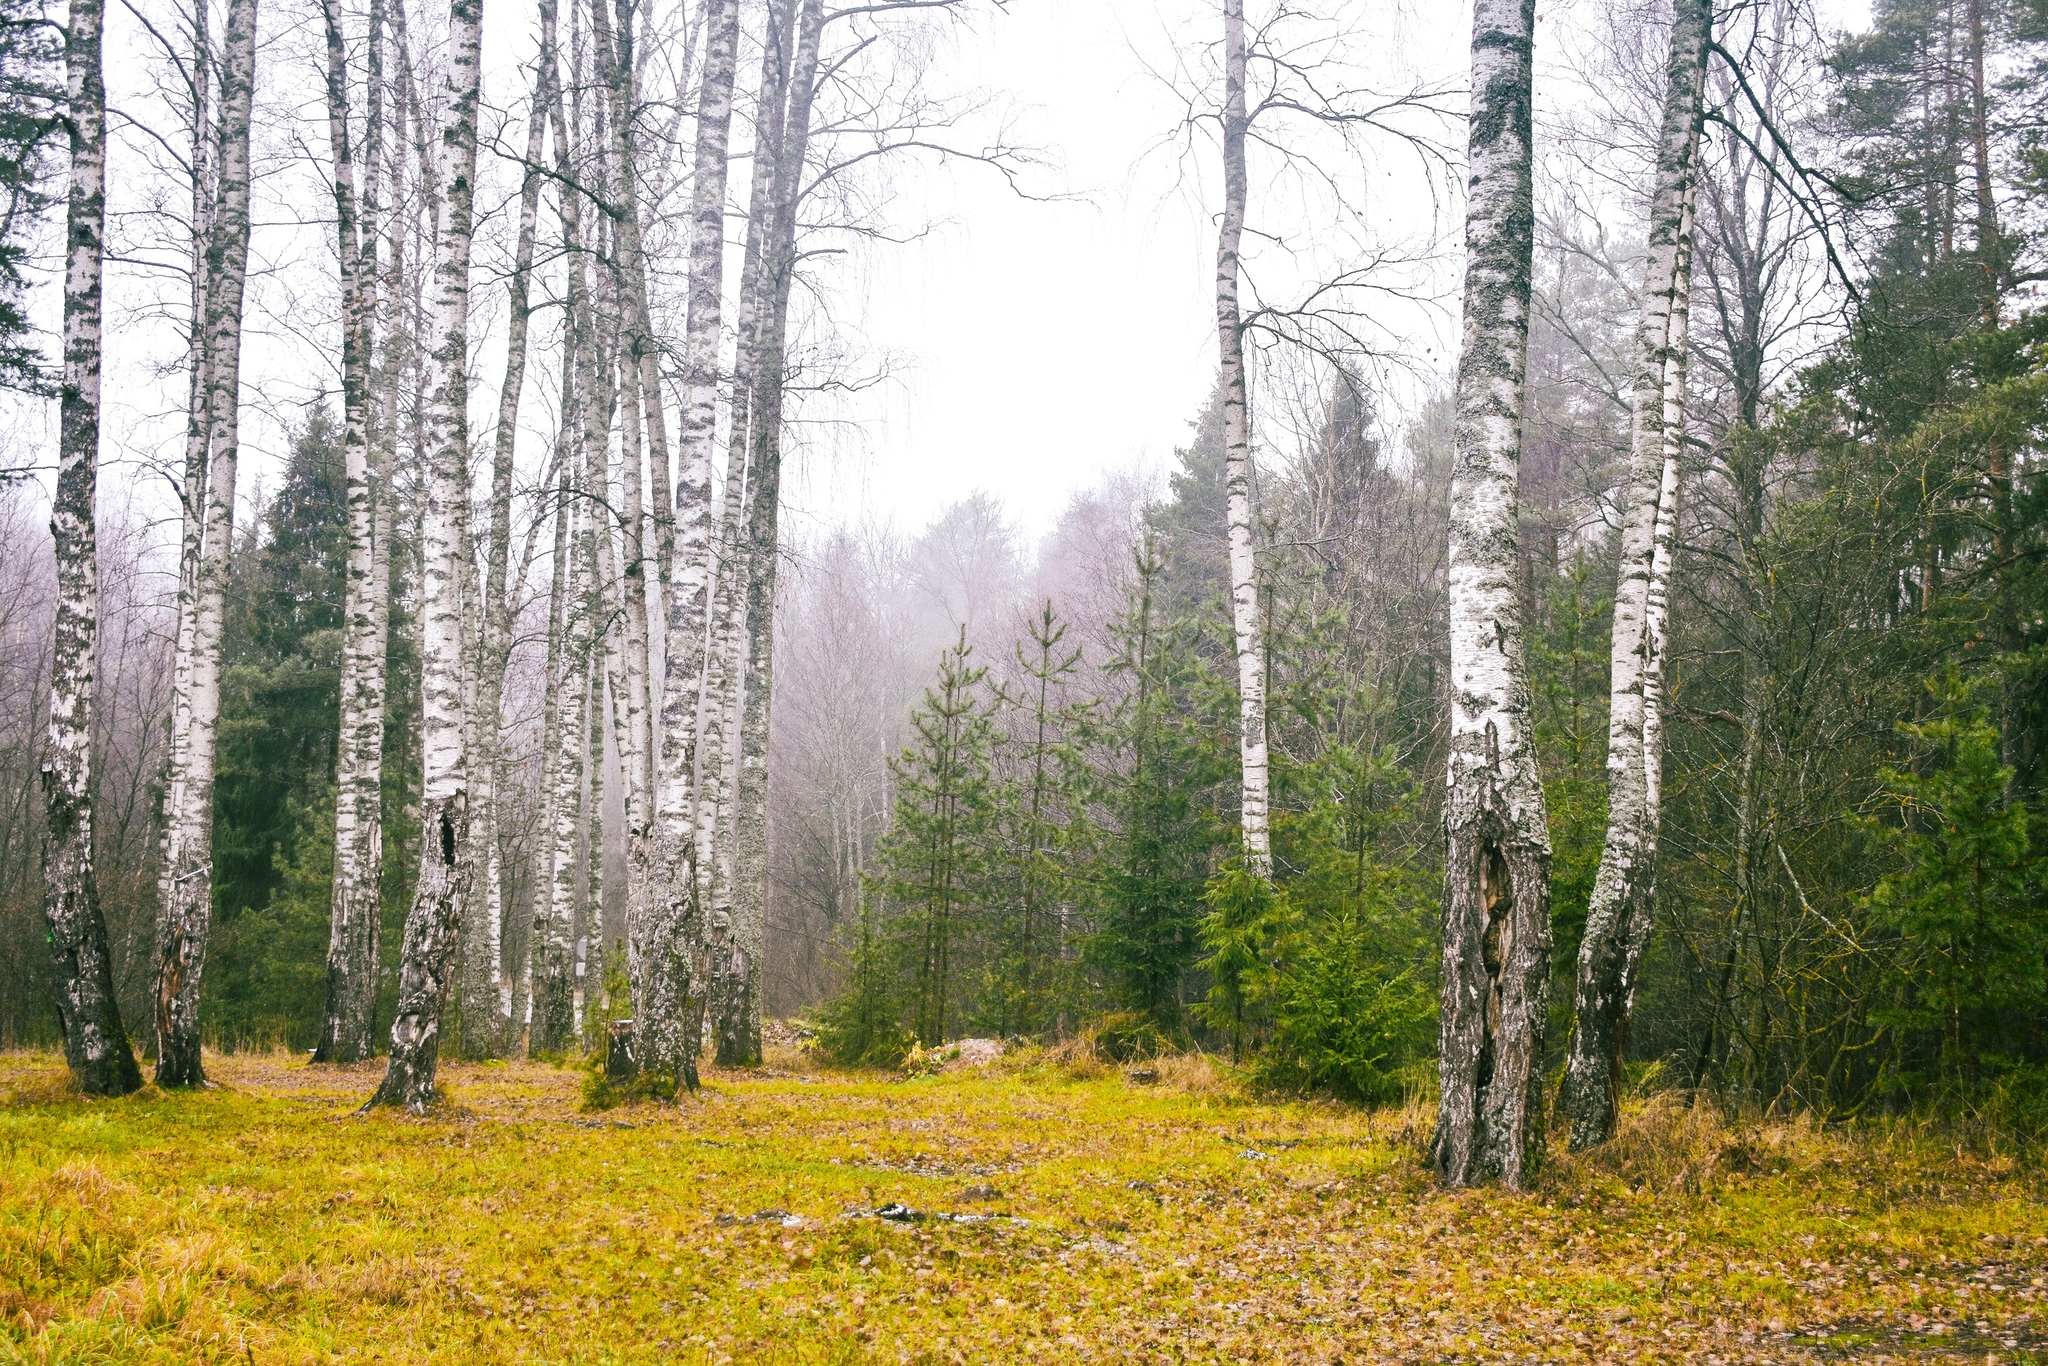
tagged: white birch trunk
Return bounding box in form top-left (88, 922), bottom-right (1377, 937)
top-left (1562, 0), bottom-right (1709, 1150)
top-left (159, 0), bottom-right (211, 949)
top-left (456, 49), bottom-right (549, 1059)
top-left (45, 0), bottom-right (142, 1097)
top-left (593, 0), bottom-right (655, 1010)
top-left (533, 145), bottom-right (595, 1055)
top-left (315, 0), bottom-right (388, 1064)
top-left (644, 0), bottom-right (742, 1086)
top-left (721, 0), bottom-right (821, 1069)
top-left (699, 0), bottom-right (795, 1066)
top-left (369, 0), bottom-right (483, 1111)
top-left (1434, 0), bottom-right (1551, 1191)
top-left (1216, 0), bottom-right (1270, 877)
top-left (155, 0), bottom-right (257, 1088)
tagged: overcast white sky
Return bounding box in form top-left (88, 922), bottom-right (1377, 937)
top-left (787, 0), bottom-right (1464, 542)
top-left (4, 0), bottom-right (1872, 551)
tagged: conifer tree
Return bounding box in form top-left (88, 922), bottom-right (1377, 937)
top-left (876, 629), bottom-right (1000, 1047)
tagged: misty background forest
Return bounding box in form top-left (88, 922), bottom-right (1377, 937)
top-left (1, 0), bottom-right (2045, 1187)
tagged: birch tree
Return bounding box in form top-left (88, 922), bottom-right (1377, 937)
top-left (1562, 0), bottom-right (1710, 1150)
top-left (457, 33), bottom-right (552, 1059)
top-left (155, 0), bottom-right (257, 1088)
top-left (1215, 0), bottom-right (1269, 878)
top-left (644, 0), bottom-right (742, 1087)
top-left (1434, 0), bottom-right (1550, 1191)
top-left (368, 0), bottom-right (483, 1111)
top-left (42, 0), bottom-right (141, 1097)
top-left (723, 0), bottom-right (825, 1068)
top-left (314, 0), bottom-right (393, 1065)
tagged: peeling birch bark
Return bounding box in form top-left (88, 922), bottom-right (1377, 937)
top-left (155, 0), bottom-right (258, 1088)
top-left (1562, 0), bottom-right (1708, 1151)
top-left (368, 0), bottom-right (483, 1112)
top-left (45, 0), bottom-right (142, 1098)
top-left (1435, 0), bottom-right (1551, 1192)
top-left (644, 0), bottom-right (742, 1087)
top-left (1216, 0), bottom-right (1270, 877)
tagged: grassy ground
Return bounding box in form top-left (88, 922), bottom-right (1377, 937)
top-left (1, 1043), bottom-right (2044, 1365)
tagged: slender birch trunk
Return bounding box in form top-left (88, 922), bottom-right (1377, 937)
top-left (590, 0), bottom-right (653, 1005)
top-left (456, 46), bottom-right (550, 1059)
top-left (160, 0), bottom-right (211, 942)
top-left (368, 0), bottom-right (483, 1111)
top-left (533, 149), bottom-right (596, 1055)
top-left (719, 0), bottom-right (820, 1068)
top-left (522, 426), bottom-right (574, 1053)
top-left (1434, 0), bottom-right (1550, 1191)
top-left (644, 0), bottom-right (741, 1086)
top-left (1215, 0), bottom-right (1269, 876)
top-left (314, 0), bottom-right (389, 1066)
top-left (45, 0), bottom-right (141, 1098)
top-left (155, 0), bottom-right (257, 1088)
top-left (1562, 0), bottom-right (1708, 1151)
top-left (696, 0), bottom-right (795, 1065)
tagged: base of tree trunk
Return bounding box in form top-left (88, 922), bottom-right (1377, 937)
top-left (366, 795), bottom-right (467, 1113)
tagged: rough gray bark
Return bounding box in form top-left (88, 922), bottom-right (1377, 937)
top-left (457, 42), bottom-right (550, 1060)
top-left (1216, 0), bottom-right (1270, 877)
top-left (155, 0), bottom-right (257, 1088)
top-left (720, 0), bottom-right (822, 1070)
top-left (368, 0), bottom-right (483, 1112)
top-left (1434, 0), bottom-right (1550, 1192)
top-left (644, 0), bottom-right (742, 1087)
top-left (1563, 0), bottom-right (1709, 1151)
top-left (315, 0), bottom-right (389, 1066)
top-left (44, 0), bottom-right (142, 1098)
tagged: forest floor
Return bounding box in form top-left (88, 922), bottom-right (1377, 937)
top-left (1, 1041), bottom-right (2044, 1365)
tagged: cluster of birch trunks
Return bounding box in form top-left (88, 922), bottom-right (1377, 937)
top-left (41, 0), bottom-right (1764, 1188)
top-left (41, 0), bottom-right (838, 1112)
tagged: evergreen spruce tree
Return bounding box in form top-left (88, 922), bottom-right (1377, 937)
top-left (1086, 537), bottom-right (1228, 1030)
top-left (875, 629), bottom-right (1000, 1047)
top-left (979, 603), bottom-right (1086, 1036)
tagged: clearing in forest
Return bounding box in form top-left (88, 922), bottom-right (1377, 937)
top-left (0, 1045), bottom-right (2043, 1364)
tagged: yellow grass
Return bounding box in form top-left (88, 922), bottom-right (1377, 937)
top-left (1, 1045), bottom-right (2043, 1363)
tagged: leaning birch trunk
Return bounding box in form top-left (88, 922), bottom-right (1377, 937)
top-left (456, 53), bottom-right (550, 1059)
top-left (367, 0), bottom-right (483, 1112)
top-left (523, 427), bottom-right (574, 1053)
top-left (155, 0), bottom-right (257, 1088)
top-left (1434, 0), bottom-right (1550, 1192)
top-left (1562, 0), bottom-right (1709, 1150)
top-left (720, 0), bottom-right (823, 1068)
top-left (1215, 0), bottom-right (1270, 876)
top-left (315, 0), bottom-right (386, 1065)
top-left (644, 0), bottom-right (742, 1087)
top-left (44, 0), bottom-right (142, 1098)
